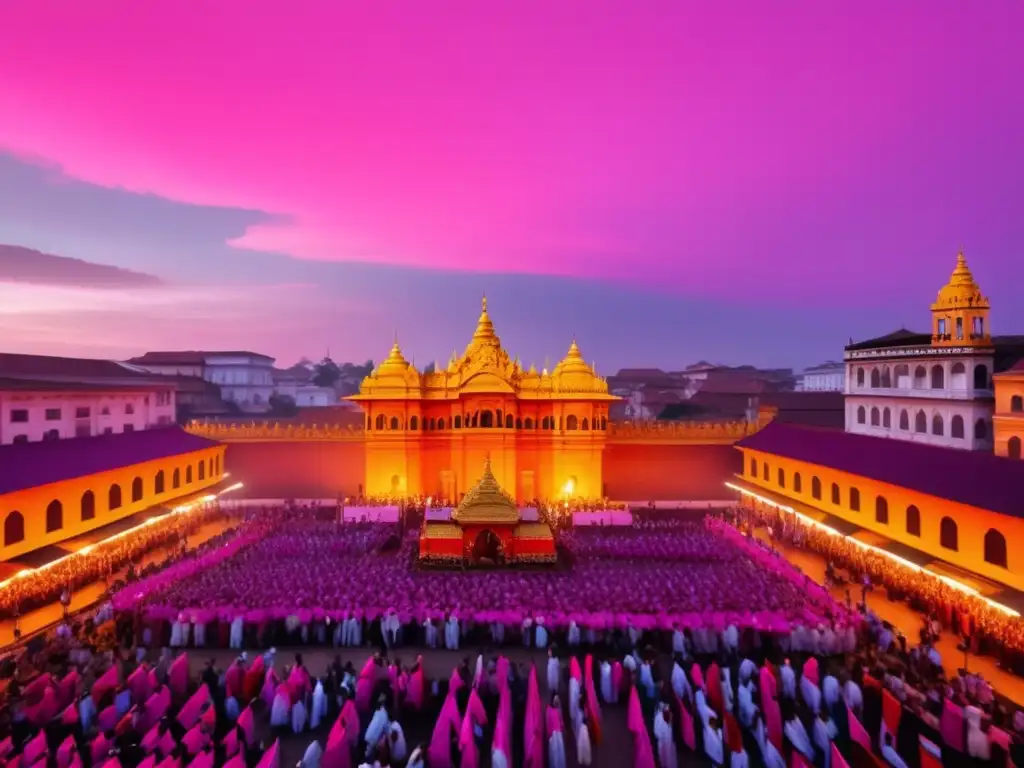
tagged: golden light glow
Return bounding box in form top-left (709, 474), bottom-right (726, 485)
top-left (562, 478), bottom-right (576, 497)
top-left (0, 481), bottom-right (245, 590)
top-left (725, 482), bottom-right (1021, 618)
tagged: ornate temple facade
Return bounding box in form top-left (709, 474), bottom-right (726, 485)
top-left (346, 299), bottom-right (619, 502)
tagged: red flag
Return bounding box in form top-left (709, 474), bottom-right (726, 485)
top-left (881, 689), bottom-right (902, 737)
top-left (919, 735), bottom-right (943, 768)
top-left (791, 752), bottom-right (813, 768)
top-left (847, 703), bottom-right (872, 751)
top-left (830, 743), bottom-right (850, 768)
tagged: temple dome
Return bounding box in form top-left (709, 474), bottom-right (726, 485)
top-left (932, 250), bottom-right (989, 310)
top-left (452, 458), bottom-right (520, 525)
top-left (357, 339), bottom-right (420, 394)
top-left (551, 339), bottom-right (606, 392)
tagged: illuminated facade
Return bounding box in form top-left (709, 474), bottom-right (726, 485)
top-left (345, 298), bottom-right (619, 502)
top-left (994, 361), bottom-right (1024, 459)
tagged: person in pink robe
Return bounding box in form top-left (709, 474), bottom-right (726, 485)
top-left (458, 709), bottom-right (480, 768)
top-left (406, 657), bottom-right (426, 711)
top-left (546, 695), bottom-right (567, 768)
top-left (427, 693), bottom-right (460, 768)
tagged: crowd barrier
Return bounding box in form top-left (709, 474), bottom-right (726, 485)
top-left (221, 499), bottom-right (337, 507)
top-left (619, 500), bottom-right (735, 509)
top-left (425, 507), bottom-right (453, 522)
top-left (572, 510), bottom-right (634, 527)
top-left (342, 506), bottom-right (400, 523)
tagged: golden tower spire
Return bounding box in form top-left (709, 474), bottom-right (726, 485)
top-left (472, 295), bottom-right (497, 342)
top-left (931, 247), bottom-right (990, 347)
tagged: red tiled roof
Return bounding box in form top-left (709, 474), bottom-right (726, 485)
top-left (0, 353), bottom-right (161, 382)
top-left (0, 428), bottom-right (220, 496)
top-left (127, 350), bottom-right (274, 365)
top-left (737, 422), bottom-right (1024, 517)
top-left (696, 373), bottom-right (765, 395)
top-left (0, 377), bottom-right (172, 393)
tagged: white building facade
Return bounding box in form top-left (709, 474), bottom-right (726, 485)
top-left (797, 361), bottom-right (845, 392)
top-left (843, 252), bottom-right (1002, 452)
top-left (128, 351), bottom-right (276, 412)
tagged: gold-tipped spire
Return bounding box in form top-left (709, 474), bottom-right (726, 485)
top-left (452, 457), bottom-right (519, 524)
top-left (932, 248), bottom-right (989, 310)
top-left (472, 295), bottom-right (497, 342)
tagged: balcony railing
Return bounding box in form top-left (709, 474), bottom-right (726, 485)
top-left (846, 385), bottom-right (993, 400)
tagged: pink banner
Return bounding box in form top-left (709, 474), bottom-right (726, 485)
top-left (342, 506), bottom-right (399, 523)
top-left (571, 510), bottom-right (633, 527)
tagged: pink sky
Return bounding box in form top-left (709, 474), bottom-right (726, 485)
top-left (0, 1), bottom-right (1021, 367)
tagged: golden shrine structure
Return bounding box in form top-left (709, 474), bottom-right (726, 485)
top-left (418, 458), bottom-right (556, 566)
top-left (345, 298), bottom-right (619, 502)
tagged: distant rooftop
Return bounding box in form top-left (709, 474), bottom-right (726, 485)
top-left (0, 427), bottom-right (220, 496)
top-left (127, 351), bottom-right (275, 366)
top-left (0, 353), bottom-right (170, 385)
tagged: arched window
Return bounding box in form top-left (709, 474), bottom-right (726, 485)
top-left (875, 496), bottom-right (889, 525)
top-left (601, 417), bottom-right (608, 430)
top-left (870, 369), bottom-right (881, 388)
top-left (914, 410), bottom-right (927, 433)
top-left (950, 362), bottom-right (966, 389)
top-left (454, 415), bottom-right (462, 429)
top-left (524, 418), bottom-right (534, 430)
top-left (186, 466), bottom-right (193, 484)
top-left (437, 418), bottom-right (446, 430)
top-left (200, 459), bottom-right (209, 480)
top-left (880, 367), bottom-right (892, 388)
top-left (132, 476), bottom-right (143, 501)
top-left (46, 500), bottom-right (63, 533)
top-left (125, 403), bottom-right (135, 415)
top-left (882, 408), bottom-right (891, 428)
top-left (974, 418), bottom-right (988, 440)
top-left (155, 470), bottom-right (165, 494)
top-left (856, 406), bottom-right (866, 424)
top-left (409, 416), bottom-right (419, 431)
top-left (930, 365), bottom-right (945, 389)
top-left (481, 411), bottom-right (494, 428)
top-left (4, 511), bottom-right (24, 546)
top-left (505, 414), bottom-right (513, 429)
top-left (870, 407), bottom-right (880, 426)
top-left (906, 505), bottom-right (921, 537)
top-left (899, 410), bottom-right (909, 430)
top-left (427, 418), bottom-right (435, 431)
top-left (984, 529), bottom-right (1008, 568)
top-left (849, 487), bottom-right (860, 511)
top-left (940, 517), bottom-right (958, 551)
top-left (581, 417), bottom-right (589, 430)
top-left (541, 416), bottom-right (551, 430)
top-left (389, 416), bottom-right (400, 430)
top-left (496, 409), bottom-right (504, 427)
top-left (793, 472), bottom-right (802, 493)
top-left (763, 463), bottom-right (770, 481)
top-left (913, 366), bottom-right (927, 388)
top-left (750, 458), bottom-right (758, 477)
top-left (208, 458), bottom-right (213, 477)
top-left (974, 364), bottom-right (989, 390)
top-left (375, 414), bottom-right (385, 430)
top-left (831, 483), bottom-right (840, 505)
top-left (109, 484), bottom-right (122, 510)
top-left (173, 468), bottom-right (181, 489)
top-left (81, 490), bottom-right (96, 521)
top-left (856, 368), bottom-right (865, 387)
top-left (811, 476), bottom-right (822, 500)
top-left (1009, 436), bottom-right (1021, 459)
top-left (777, 468), bottom-right (786, 488)
top-left (566, 414), bottom-right (579, 430)
top-left (1011, 395), bottom-right (1023, 413)
top-left (932, 414), bottom-right (944, 436)
top-left (951, 415), bottom-right (965, 438)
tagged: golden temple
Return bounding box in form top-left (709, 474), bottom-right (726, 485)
top-left (345, 298), bottom-right (619, 502)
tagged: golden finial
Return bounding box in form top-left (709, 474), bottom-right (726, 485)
top-left (482, 295), bottom-right (487, 313)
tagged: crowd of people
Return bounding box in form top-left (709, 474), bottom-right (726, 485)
top-left (559, 523), bottom-right (739, 562)
top-left (114, 516), bottom-right (845, 640)
top-left (0, 502), bottom-right (235, 621)
top-left (730, 501), bottom-right (1024, 675)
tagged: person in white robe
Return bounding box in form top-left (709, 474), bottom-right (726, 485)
top-left (703, 717), bottom-right (724, 767)
top-left (671, 661), bottom-right (691, 703)
top-left (730, 747), bottom-right (749, 768)
top-left (822, 674), bottom-right (840, 709)
top-left (567, 621), bottom-right (581, 647)
top-left (491, 745), bottom-right (509, 768)
top-left (546, 649), bottom-right (561, 694)
top-left (547, 695), bottom-right (567, 768)
top-left (639, 661), bottom-right (656, 699)
top-left (739, 658), bottom-right (757, 685)
top-left (784, 714), bottom-right (814, 761)
top-left (270, 689), bottom-right (291, 728)
top-left (193, 618), bottom-right (206, 647)
top-left (423, 619), bottom-right (438, 649)
top-left (723, 624), bottom-right (739, 657)
top-left (753, 715), bottom-right (786, 768)
top-left (842, 677), bottom-right (863, 717)
top-left (696, 689), bottom-right (714, 727)
top-left (170, 617), bottom-right (184, 648)
top-left (115, 687), bottom-right (132, 716)
top-left (78, 693), bottom-right (97, 732)
top-left (311, 680), bottom-right (327, 730)
top-left (388, 721), bottom-right (407, 763)
top-left (881, 733), bottom-right (909, 768)
top-left (406, 745), bottom-right (425, 768)
top-left (364, 701), bottom-right (390, 758)
top-left (522, 617), bottom-right (533, 647)
top-left (301, 740), bottom-right (322, 768)
top-left (812, 711), bottom-right (837, 768)
top-left (536, 618), bottom-right (549, 649)
top-left (491, 622), bottom-right (505, 645)
top-left (780, 661), bottom-right (796, 700)
top-left (600, 660), bottom-right (613, 704)
top-left (444, 616), bottom-right (460, 651)
top-left (672, 626), bottom-right (687, 657)
top-left (225, 696), bottom-right (240, 721)
top-left (738, 681), bottom-right (758, 727)
top-left (966, 705), bottom-right (991, 760)
top-left (576, 710), bottom-right (592, 766)
top-left (654, 703), bottom-right (678, 768)
top-left (720, 667), bottom-right (734, 713)
top-left (292, 698), bottom-right (308, 734)
top-left (627, 623), bottom-right (641, 648)
top-left (229, 616), bottom-right (244, 650)
top-left (568, 674), bottom-right (581, 731)
top-left (800, 673), bottom-right (821, 714)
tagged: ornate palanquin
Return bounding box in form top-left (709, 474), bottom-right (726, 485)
top-left (419, 459), bottom-right (556, 566)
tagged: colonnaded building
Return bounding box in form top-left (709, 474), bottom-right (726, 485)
top-left (190, 299), bottom-right (767, 502)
